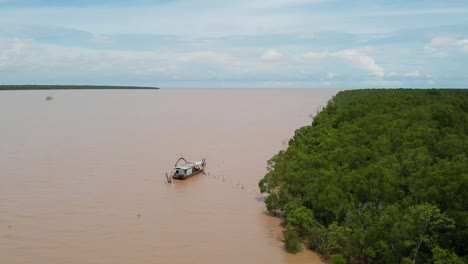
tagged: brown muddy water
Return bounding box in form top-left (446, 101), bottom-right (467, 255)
top-left (0, 89), bottom-right (339, 264)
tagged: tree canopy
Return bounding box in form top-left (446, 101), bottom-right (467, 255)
top-left (259, 89), bottom-right (468, 263)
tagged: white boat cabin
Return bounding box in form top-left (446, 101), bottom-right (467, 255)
top-left (173, 161), bottom-right (204, 176)
top-left (171, 159), bottom-right (205, 180)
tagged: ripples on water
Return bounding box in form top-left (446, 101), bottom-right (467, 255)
top-left (0, 89), bottom-right (338, 264)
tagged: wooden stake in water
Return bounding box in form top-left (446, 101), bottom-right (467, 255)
top-left (165, 173), bottom-right (172, 183)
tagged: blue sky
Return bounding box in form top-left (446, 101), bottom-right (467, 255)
top-left (0, 0), bottom-right (467, 88)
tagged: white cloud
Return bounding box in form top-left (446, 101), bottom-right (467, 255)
top-left (360, 8), bottom-right (468, 17)
top-left (0, 1), bottom-right (328, 37)
top-left (261, 49), bottom-right (283, 62)
top-left (333, 50), bottom-right (384, 78)
top-left (0, 38), bottom-right (301, 84)
top-left (457, 39), bottom-right (468, 52)
top-left (0, 38), bottom-right (251, 82)
top-left (0, 38), bottom-right (26, 67)
top-left (387, 72), bottom-right (397, 77)
top-left (327, 72), bottom-right (334, 79)
top-left (405, 70), bottom-right (420, 77)
top-left (89, 34), bottom-right (112, 44)
top-left (426, 37), bottom-right (468, 54)
top-left (457, 39), bottom-right (468, 46)
top-left (302, 49), bottom-right (385, 77)
top-left (428, 37), bottom-right (457, 49)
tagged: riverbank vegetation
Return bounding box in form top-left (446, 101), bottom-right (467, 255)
top-left (259, 89), bottom-right (468, 263)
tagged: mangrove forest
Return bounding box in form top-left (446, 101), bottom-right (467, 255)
top-left (259, 89), bottom-right (468, 263)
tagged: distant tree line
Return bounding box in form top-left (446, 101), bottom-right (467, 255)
top-left (259, 89), bottom-right (468, 263)
top-left (0, 85), bottom-right (159, 90)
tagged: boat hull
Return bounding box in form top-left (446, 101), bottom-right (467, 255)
top-left (172, 169), bottom-right (204, 180)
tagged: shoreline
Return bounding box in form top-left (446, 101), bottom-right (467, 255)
top-left (0, 85), bottom-right (159, 90)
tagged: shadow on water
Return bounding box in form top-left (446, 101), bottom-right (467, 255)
top-left (256, 195), bottom-right (266, 203)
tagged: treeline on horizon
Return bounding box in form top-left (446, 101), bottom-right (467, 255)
top-left (259, 89), bottom-right (468, 263)
top-left (0, 85), bottom-right (159, 90)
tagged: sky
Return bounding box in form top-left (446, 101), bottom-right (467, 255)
top-left (0, 0), bottom-right (467, 88)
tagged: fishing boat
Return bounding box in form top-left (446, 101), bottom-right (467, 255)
top-left (170, 157), bottom-right (206, 180)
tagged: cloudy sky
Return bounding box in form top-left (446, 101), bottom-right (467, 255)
top-left (0, 0), bottom-right (467, 88)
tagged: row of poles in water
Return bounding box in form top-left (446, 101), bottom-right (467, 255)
top-left (165, 171), bottom-right (263, 196)
top-left (207, 172), bottom-right (263, 195)
top-left (165, 154), bottom-right (264, 196)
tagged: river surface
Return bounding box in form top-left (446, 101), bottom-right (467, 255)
top-left (0, 89), bottom-right (339, 264)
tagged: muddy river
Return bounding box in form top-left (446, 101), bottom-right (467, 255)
top-left (0, 89), bottom-right (339, 264)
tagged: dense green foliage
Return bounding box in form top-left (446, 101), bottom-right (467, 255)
top-left (331, 254), bottom-right (347, 264)
top-left (259, 89), bottom-right (468, 263)
top-left (284, 228), bottom-right (302, 253)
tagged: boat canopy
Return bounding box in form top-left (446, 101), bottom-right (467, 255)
top-left (175, 165), bottom-right (192, 170)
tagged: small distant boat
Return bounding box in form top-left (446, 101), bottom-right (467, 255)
top-left (170, 157), bottom-right (206, 180)
top-left (45, 96), bottom-right (53, 100)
